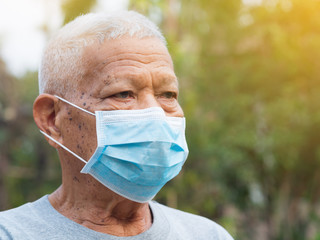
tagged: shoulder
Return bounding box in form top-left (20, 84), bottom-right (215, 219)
top-left (0, 202), bottom-right (32, 239)
top-left (0, 196), bottom-right (48, 239)
top-left (150, 201), bottom-right (234, 240)
top-left (0, 201), bottom-right (34, 224)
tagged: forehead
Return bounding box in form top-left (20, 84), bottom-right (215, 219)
top-left (82, 37), bottom-right (173, 74)
top-left (75, 37), bottom-right (176, 94)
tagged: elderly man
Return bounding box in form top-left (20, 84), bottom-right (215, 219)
top-left (0, 11), bottom-right (233, 239)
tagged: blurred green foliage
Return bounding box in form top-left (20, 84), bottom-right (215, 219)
top-left (61, 0), bottom-right (96, 24)
top-left (1, 0), bottom-right (320, 239)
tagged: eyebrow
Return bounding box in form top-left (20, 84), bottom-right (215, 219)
top-left (155, 75), bottom-right (179, 87)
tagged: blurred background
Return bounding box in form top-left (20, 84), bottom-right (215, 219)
top-left (1, 0), bottom-right (320, 239)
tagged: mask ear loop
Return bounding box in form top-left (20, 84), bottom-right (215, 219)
top-left (38, 95), bottom-right (95, 164)
top-left (40, 130), bottom-right (87, 164)
top-left (54, 95), bottom-right (95, 116)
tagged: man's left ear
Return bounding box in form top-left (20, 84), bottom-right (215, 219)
top-left (33, 94), bottom-right (62, 148)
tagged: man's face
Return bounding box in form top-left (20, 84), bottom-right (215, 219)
top-left (58, 37), bottom-right (183, 162)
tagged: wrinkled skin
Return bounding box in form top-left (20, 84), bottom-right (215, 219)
top-left (33, 37), bottom-right (183, 236)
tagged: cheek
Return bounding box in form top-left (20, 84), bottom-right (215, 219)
top-left (62, 107), bottom-right (97, 160)
top-left (77, 118), bottom-right (97, 158)
top-left (159, 100), bottom-right (184, 117)
top-left (175, 104), bottom-right (184, 118)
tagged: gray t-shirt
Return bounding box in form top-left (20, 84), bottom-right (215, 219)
top-left (0, 195), bottom-right (233, 240)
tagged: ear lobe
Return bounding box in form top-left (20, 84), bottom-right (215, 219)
top-left (33, 94), bottom-right (61, 148)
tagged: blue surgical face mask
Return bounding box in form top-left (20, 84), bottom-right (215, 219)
top-left (40, 95), bottom-right (189, 203)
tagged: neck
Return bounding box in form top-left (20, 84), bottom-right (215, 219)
top-left (49, 176), bottom-right (152, 236)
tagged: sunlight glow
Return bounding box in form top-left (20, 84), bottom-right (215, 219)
top-left (0, 0), bottom-right (128, 77)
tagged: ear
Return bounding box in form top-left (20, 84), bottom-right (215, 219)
top-left (33, 94), bottom-right (62, 148)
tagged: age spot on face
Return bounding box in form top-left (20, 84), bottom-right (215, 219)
top-left (103, 76), bottom-right (111, 86)
top-left (73, 176), bottom-right (80, 183)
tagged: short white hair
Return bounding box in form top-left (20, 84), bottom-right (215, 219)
top-left (38, 11), bottom-right (166, 97)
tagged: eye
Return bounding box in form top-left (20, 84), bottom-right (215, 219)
top-left (112, 91), bottom-right (133, 99)
top-left (162, 92), bottom-right (177, 99)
